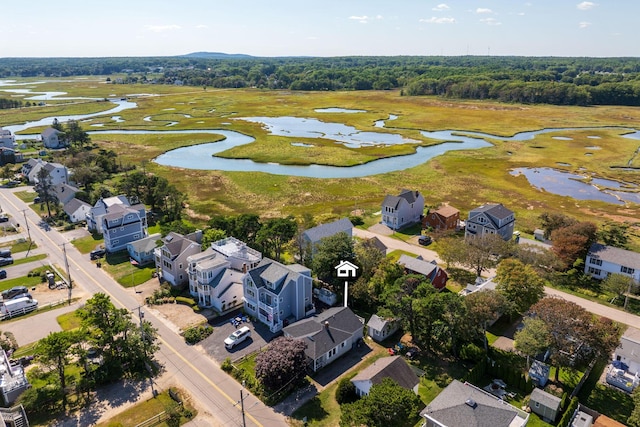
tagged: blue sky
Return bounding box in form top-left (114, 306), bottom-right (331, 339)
top-left (2, 1), bottom-right (635, 58)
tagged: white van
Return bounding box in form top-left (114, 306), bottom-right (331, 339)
top-left (0, 296), bottom-right (38, 318)
top-left (224, 326), bottom-right (251, 349)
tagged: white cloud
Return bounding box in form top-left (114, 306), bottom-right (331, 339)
top-left (480, 18), bottom-right (501, 26)
top-left (432, 4), bottom-right (450, 12)
top-left (195, 24), bottom-right (208, 29)
top-left (348, 15), bottom-right (382, 24)
top-left (476, 8), bottom-right (493, 14)
top-left (577, 2), bottom-right (597, 10)
top-left (579, 21), bottom-right (592, 28)
top-left (146, 24), bottom-right (181, 32)
top-left (420, 17), bottom-right (456, 24)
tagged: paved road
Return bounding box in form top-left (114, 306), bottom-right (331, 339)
top-left (0, 189), bottom-right (289, 427)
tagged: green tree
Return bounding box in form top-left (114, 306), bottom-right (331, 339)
top-left (256, 216), bottom-right (297, 260)
top-left (35, 167), bottom-right (57, 218)
top-left (598, 221), bottom-right (630, 249)
top-left (495, 259), bottom-right (545, 315)
top-left (436, 236), bottom-right (467, 269)
top-left (201, 228), bottom-right (226, 250)
top-left (464, 234), bottom-right (511, 277)
top-left (539, 213), bottom-right (577, 239)
top-left (232, 213), bottom-right (262, 246)
top-left (310, 232), bottom-right (355, 290)
top-left (602, 273), bottom-right (637, 307)
top-left (513, 317), bottom-right (551, 368)
top-left (35, 330), bottom-right (82, 409)
top-left (339, 378), bottom-right (423, 427)
top-left (464, 289), bottom-right (507, 351)
top-left (628, 386), bottom-right (640, 427)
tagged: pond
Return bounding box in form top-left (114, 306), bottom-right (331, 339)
top-left (510, 168), bottom-right (640, 205)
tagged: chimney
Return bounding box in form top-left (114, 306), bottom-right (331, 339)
top-left (242, 263), bottom-right (247, 273)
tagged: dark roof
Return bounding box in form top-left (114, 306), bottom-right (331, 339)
top-left (367, 237), bottom-right (388, 253)
top-left (127, 233), bottom-right (162, 253)
top-left (42, 127), bottom-right (61, 137)
top-left (469, 203), bottom-right (514, 221)
top-left (421, 380), bottom-right (527, 427)
top-left (63, 198), bottom-right (90, 216)
top-left (588, 243), bottom-right (640, 270)
top-left (302, 218), bottom-right (353, 243)
top-left (351, 356), bottom-right (419, 391)
top-left (283, 306), bottom-right (363, 359)
top-left (163, 232), bottom-right (200, 259)
top-left (246, 258), bottom-right (307, 295)
top-left (398, 254), bottom-right (437, 277)
top-left (382, 189), bottom-right (422, 209)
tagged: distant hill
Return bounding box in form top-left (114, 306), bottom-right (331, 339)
top-left (182, 52), bottom-right (254, 59)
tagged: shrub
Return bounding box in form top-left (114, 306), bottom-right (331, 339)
top-left (459, 343), bottom-right (485, 363)
top-left (336, 377), bottom-right (358, 404)
top-left (221, 358), bottom-right (233, 373)
top-left (183, 325), bottom-right (213, 345)
top-left (175, 296), bottom-right (196, 307)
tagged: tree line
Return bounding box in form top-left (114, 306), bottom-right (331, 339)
top-left (3, 55), bottom-right (640, 105)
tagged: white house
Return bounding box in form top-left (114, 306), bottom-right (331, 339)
top-left (367, 314), bottom-right (400, 343)
top-left (53, 183), bottom-right (79, 205)
top-left (63, 198), bottom-right (91, 223)
top-left (465, 203), bottom-right (515, 241)
top-left (41, 127), bottom-right (65, 149)
top-left (381, 189), bottom-right (425, 230)
top-left (0, 128), bottom-right (15, 149)
top-left (154, 231), bottom-right (202, 287)
top-left (41, 162), bottom-right (69, 186)
top-left (584, 243), bottom-right (640, 283)
top-left (186, 237), bottom-right (262, 312)
top-left (351, 356), bottom-right (419, 397)
top-left (614, 326), bottom-right (640, 375)
top-left (283, 306), bottom-right (364, 372)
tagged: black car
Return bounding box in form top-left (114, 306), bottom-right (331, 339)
top-left (0, 270), bottom-right (6, 280)
top-left (0, 216), bottom-right (9, 223)
top-left (90, 248), bottom-right (106, 260)
top-left (33, 196), bottom-right (41, 204)
top-left (0, 250), bottom-right (10, 258)
top-left (2, 286), bottom-right (28, 300)
top-left (0, 257), bottom-right (13, 266)
top-left (418, 235), bottom-right (432, 246)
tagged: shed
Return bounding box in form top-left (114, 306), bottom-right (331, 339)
top-left (529, 388), bottom-right (561, 423)
top-left (529, 360), bottom-right (550, 387)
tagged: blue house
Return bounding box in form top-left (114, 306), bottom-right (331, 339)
top-left (101, 203), bottom-right (148, 253)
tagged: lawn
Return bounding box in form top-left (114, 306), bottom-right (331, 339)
top-left (102, 250), bottom-right (156, 288)
top-left (94, 389), bottom-right (193, 427)
top-left (12, 253), bottom-right (47, 266)
top-left (0, 274), bottom-right (44, 292)
top-left (70, 234), bottom-right (104, 254)
top-left (57, 311), bottom-right (82, 331)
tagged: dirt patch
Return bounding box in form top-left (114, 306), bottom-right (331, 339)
top-left (150, 302), bottom-right (210, 331)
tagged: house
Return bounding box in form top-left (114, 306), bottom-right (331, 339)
top-left (367, 314), bottom-right (400, 343)
top-left (282, 306), bottom-right (364, 372)
top-left (187, 237), bottom-right (262, 312)
top-left (584, 243), bottom-right (640, 283)
top-left (529, 360), bottom-right (550, 387)
top-left (529, 388), bottom-right (561, 423)
top-left (381, 189), bottom-right (425, 230)
top-left (0, 128), bottom-right (15, 149)
top-left (154, 230), bottom-right (203, 287)
top-left (420, 380), bottom-right (529, 427)
top-left (459, 276), bottom-right (498, 296)
top-left (571, 409), bottom-right (594, 427)
top-left (0, 148), bottom-right (16, 166)
top-left (243, 258), bottom-right (315, 333)
top-left (53, 183), bottom-right (79, 205)
top-left (41, 162), bottom-right (69, 185)
top-left (351, 355), bottom-right (419, 397)
top-left (41, 127), bottom-right (65, 149)
top-left (0, 349), bottom-right (29, 406)
top-left (101, 202), bottom-right (148, 253)
top-left (302, 217), bottom-right (353, 255)
top-left (127, 233), bottom-right (161, 265)
top-left (465, 203), bottom-right (515, 241)
top-left (366, 236), bottom-right (388, 255)
top-left (21, 158), bottom-right (45, 183)
top-left (423, 205), bottom-right (460, 231)
top-left (0, 405), bottom-right (29, 427)
top-left (86, 195), bottom-right (131, 233)
top-left (613, 327), bottom-right (640, 375)
top-left (63, 198), bottom-right (91, 223)
top-left (397, 254), bottom-right (449, 290)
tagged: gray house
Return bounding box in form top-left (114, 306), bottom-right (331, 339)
top-left (367, 314), bottom-right (400, 343)
top-left (53, 183), bottom-right (79, 205)
top-left (351, 355), bottom-right (419, 397)
top-left (41, 127), bottom-right (65, 149)
top-left (127, 233), bottom-right (161, 265)
top-left (86, 195), bottom-right (131, 233)
top-left (283, 306), bottom-right (364, 372)
top-left (302, 217), bottom-right (353, 255)
top-left (421, 380), bottom-right (529, 427)
top-left (154, 231), bottom-right (203, 287)
top-left (529, 388), bottom-right (561, 423)
top-left (465, 203), bottom-right (516, 241)
top-left (243, 258), bottom-right (315, 333)
top-left (381, 189), bottom-right (425, 230)
top-left (0, 349), bottom-right (29, 405)
top-left (101, 203), bottom-right (148, 253)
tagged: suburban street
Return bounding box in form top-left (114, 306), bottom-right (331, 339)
top-left (0, 188), bottom-right (289, 427)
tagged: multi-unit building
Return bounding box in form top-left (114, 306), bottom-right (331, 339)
top-left (465, 203), bottom-right (515, 241)
top-left (187, 237), bottom-right (262, 312)
top-left (101, 202), bottom-right (148, 253)
top-left (154, 231), bottom-right (202, 288)
top-left (243, 258), bottom-right (315, 333)
top-left (86, 195), bottom-right (131, 233)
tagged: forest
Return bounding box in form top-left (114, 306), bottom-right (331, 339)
top-left (2, 55), bottom-right (640, 105)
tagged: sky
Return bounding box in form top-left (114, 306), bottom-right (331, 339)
top-left (2, 0), bottom-right (636, 58)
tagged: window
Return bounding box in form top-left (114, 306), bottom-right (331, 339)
top-left (621, 266), bottom-right (635, 275)
top-left (588, 267), bottom-right (601, 275)
top-left (535, 402), bottom-right (540, 408)
top-left (133, 234), bottom-right (140, 239)
top-left (590, 258), bottom-right (602, 266)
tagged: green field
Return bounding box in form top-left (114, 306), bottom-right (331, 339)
top-left (2, 78), bottom-right (639, 246)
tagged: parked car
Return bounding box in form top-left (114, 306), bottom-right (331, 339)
top-left (418, 235), bottom-right (432, 246)
top-left (90, 248), bottom-right (106, 260)
top-left (0, 270), bottom-right (6, 280)
top-left (224, 326), bottom-right (251, 349)
top-left (0, 250), bottom-right (10, 258)
top-left (0, 216), bottom-right (9, 223)
top-left (0, 257), bottom-right (13, 266)
top-left (2, 286), bottom-right (28, 300)
top-left (33, 196), bottom-right (41, 204)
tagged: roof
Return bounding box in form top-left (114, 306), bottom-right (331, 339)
top-left (163, 232), bottom-right (200, 259)
top-left (530, 388), bottom-right (561, 410)
top-left (593, 415), bottom-right (627, 427)
top-left (351, 355), bottom-right (419, 391)
top-left (469, 203), bottom-right (514, 221)
top-left (421, 380), bottom-right (527, 427)
top-left (588, 243), bottom-right (640, 270)
top-left (41, 127), bottom-right (62, 137)
top-left (302, 218), bottom-right (353, 243)
top-left (398, 254), bottom-right (437, 277)
top-left (283, 306), bottom-right (363, 359)
top-left (382, 189), bottom-right (422, 209)
top-left (127, 233), bottom-right (161, 253)
top-left (63, 198), bottom-right (90, 216)
top-left (621, 326), bottom-right (640, 344)
top-left (367, 314), bottom-right (393, 331)
top-left (433, 205), bottom-right (459, 218)
top-left (367, 236), bottom-right (388, 253)
top-left (246, 258), bottom-right (306, 295)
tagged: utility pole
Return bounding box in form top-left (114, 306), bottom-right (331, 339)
top-left (21, 209), bottom-right (32, 256)
top-left (62, 243), bottom-right (72, 305)
top-left (240, 389), bottom-right (247, 427)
